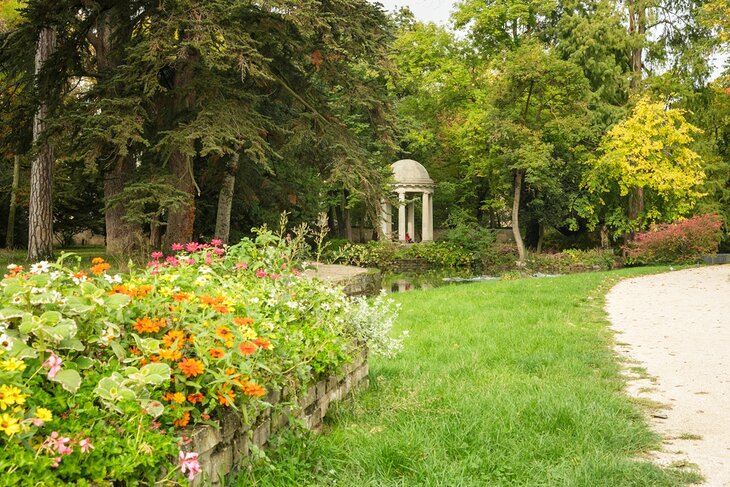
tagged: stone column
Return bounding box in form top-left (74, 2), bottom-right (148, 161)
top-left (407, 201), bottom-right (415, 241)
top-left (422, 192), bottom-right (434, 242)
top-left (380, 200), bottom-right (391, 239)
top-left (398, 191), bottom-right (406, 242)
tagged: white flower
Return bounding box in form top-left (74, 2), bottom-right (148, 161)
top-left (195, 275), bottom-right (210, 286)
top-left (30, 261), bottom-right (50, 274)
top-left (249, 297), bottom-right (260, 304)
top-left (6, 264), bottom-right (18, 270)
top-left (267, 298), bottom-right (277, 307)
top-left (49, 271), bottom-right (63, 281)
top-left (103, 273), bottom-right (123, 284)
top-left (320, 303), bottom-right (331, 311)
top-left (0, 321), bottom-right (8, 333)
top-left (286, 301), bottom-right (298, 309)
top-left (30, 287), bottom-right (45, 294)
top-left (198, 266), bottom-right (212, 275)
top-left (100, 326), bottom-right (117, 343)
top-left (0, 333), bottom-right (12, 351)
top-left (49, 291), bottom-right (62, 302)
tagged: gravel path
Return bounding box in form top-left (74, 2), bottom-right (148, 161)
top-left (606, 265), bottom-right (730, 486)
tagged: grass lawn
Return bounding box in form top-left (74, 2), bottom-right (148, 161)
top-left (240, 267), bottom-right (700, 486)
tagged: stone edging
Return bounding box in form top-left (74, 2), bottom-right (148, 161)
top-left (186, 346), bottom-right (369, 485)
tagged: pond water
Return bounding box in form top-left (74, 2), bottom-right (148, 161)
top-left (382, 269), bottom-right (562, 293)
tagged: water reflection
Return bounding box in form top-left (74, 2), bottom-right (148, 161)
top-left (383, 269), bottom-right (498, 293)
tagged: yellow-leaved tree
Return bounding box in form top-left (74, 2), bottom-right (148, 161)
top-left (581, 98), bottom-right (705, 239)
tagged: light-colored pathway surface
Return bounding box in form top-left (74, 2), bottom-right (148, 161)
top-left (606, 265), bottom-right (730, 486)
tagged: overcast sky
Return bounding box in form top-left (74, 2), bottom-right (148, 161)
top-left (372, 0), bottom-right (459, 26)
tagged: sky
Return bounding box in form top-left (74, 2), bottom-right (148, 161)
top-left (372, 0), bottom-right (459, 26)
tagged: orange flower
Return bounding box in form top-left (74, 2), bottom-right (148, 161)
top-left (253, 338), bottom-right (271, 350)
top-left (177, 358), bottom-right (205, 378)
top-left (129, 346), bottom-right (141, 356)
top-left (242, 381), bottom-right (266, 398)
top-left (150, 355), bottom-right (161, 363)
top-left (91, 257), bottom-right (106, 264)
top-left (158, 348), bottom-right (182, 361)
top-left (163, 392), bottom-right (186, 404)
top-left (238, 342), bottom-right (257, 356)
top-left (187, 393), bottom-right (204, 404)
top-left (208, 348), bottom-right (224, 359)
top-left (139, 358), bottom-right (149, 366)
top-left (213, 304), bottom-right (230, 314)
top-left (215, 326), bottom-right (233, 341)
top-left (172, 292), bottom-right (190, 302)
top-left (72, 270), bottom-right (87, 281)
top-left (198, 294), bottom-right (217, 306)
top-left (162, 329), bottom-right (186, 348)
top-left (217, 387), bottom-right (235, 407)
top-left (173, 410), bottom-right (190, 427)
top-left (224, 368), bottom-right (236, 376)
top-left (90, 262), bottom-right (111, 275)
top-left (233, 317), bottom-right (255, 327)
top-left (133, 316), bottom-right (165, 334)
top-left (136, 285), bottom-right (153, 298)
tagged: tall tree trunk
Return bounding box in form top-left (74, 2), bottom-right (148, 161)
top-left (536, 222), bottom-right (544, 254)
top-left (94, 6), bottom-right (140, 255)
top-left (600, 224), bottom-right (610, 249)
top-left (214, 155), bottom-right (239, 244)
top-left (6, 155), bottom-right (20, 249)
top-left (104, 156), bottom-right (140, 254)
top-left (626, 0), bottom-right (646, 241)
top-left (512, 169), bottom-right (526, 264)
top-left (343, 190), bottom-right (353, 241)
top-left (165, 152), bottom-right (196, 247)
top-left (28, 26), bottom-right (56, 262)
top-left (163, 45), bottom-right (198, 248)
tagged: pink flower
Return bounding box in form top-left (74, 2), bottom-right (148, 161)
top-left (256, 269), bottom-right (267, 278)
top-left (179, 451), bottom-right (202, 480)
top-left (186, 259), bottom-right (195, 265)
top-left (235, 262), bottom-right (248, 270)
top-left (292, 269), bottom-right (302, 277)
top-left (166, 256), bottom-right (180, 266)
top-left (205, 254), bottom-right (214, 265)
top-left (211, 239), bottom-right (222, 247)
top-left (43, 432), bottom-right (72, 455)
top-left (281, 263), bottom-right (287, 270)
top-left (51, 456), bottom-right (62, 468)
top-left (43, 352), bottom-right (62, 379)
top-left (185, 242), bottom-right (199, 253)
top-left (151, 251), bottom-right (163, 260)
top-left (79, 438), bottom-right (94, 453)
top-left (213, 248), bottom-right (225, 256)
top-left (171, 243), bottom-right (184, 251)
top-left (29, 417), bottom-right (45, 427)
top-left (270, 274), bottom-right (281, 280)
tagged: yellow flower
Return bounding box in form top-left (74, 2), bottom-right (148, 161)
top-left (242, 328), bottom-right (257, 340)
top-left (0, 413), bottom-right (20, 436)
top-left (35, 407), bottom-right (53, 423)
top-left (0, 358), bottom-right (26, 372)
top-left (0, 385), bottom-right (26, 410)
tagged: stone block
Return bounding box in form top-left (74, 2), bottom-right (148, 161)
top-left (232, 435), bottom-right (249, 466)
top-left (265, 389), bottom-right (281, 406)
top-left (190, 425), bottom-right (222, 455)
top-left (253, 419), bottom-right (270, 448)
top-left (327, 375), bottom-right (338, 392)
top-left (220, 410), bottom-right (243, 443)
top-left (316, 380), bottom-right (327, 398)
top-left (300, 385), bottom-right (317, 410)
top-left (208, 447), bottom-right (233, 482)
top-left (306, 407), bottom-right (322, 430)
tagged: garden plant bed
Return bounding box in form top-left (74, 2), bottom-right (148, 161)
top-left (185, 347), bottom-right (369, 486)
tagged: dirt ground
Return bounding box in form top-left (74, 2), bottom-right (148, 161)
top-left (606, 265), bottom-right (730, 486)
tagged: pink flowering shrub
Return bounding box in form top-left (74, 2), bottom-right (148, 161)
top-left (624, 214), bottom-right (724, 264)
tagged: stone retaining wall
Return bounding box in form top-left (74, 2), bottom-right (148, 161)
top-left (187, 346), bottom-right (369, 485)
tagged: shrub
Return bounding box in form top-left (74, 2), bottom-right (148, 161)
top-left (345, 291), bottom-right (406, 358)
top-left (624, 214), bottom-right (724, 264)
top-left (526, 248), bottom-right (620, 274)
top-left (0, 230), bottom-right (396, 485)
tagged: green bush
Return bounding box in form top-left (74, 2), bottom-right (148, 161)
top-left (525, 248), bottom-right (620, 274)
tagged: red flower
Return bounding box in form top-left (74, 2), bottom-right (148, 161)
top-left (238, 342), bottom-right (257, 356)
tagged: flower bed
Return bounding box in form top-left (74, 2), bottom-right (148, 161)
top-left (0, 231), bottom-right (400, 485)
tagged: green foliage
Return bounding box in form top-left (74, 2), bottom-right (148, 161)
top-left (526, 248), bottom-right (621, 274)
top-left (624, 214), bottom-right (724, 264)
top-left (581, 98), bottom-right (706, 237)
top-left (327, 240), bottom-right (477, 269)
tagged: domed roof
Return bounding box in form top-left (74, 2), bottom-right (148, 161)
top-left (391, 159), bottom-right (433, 185)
